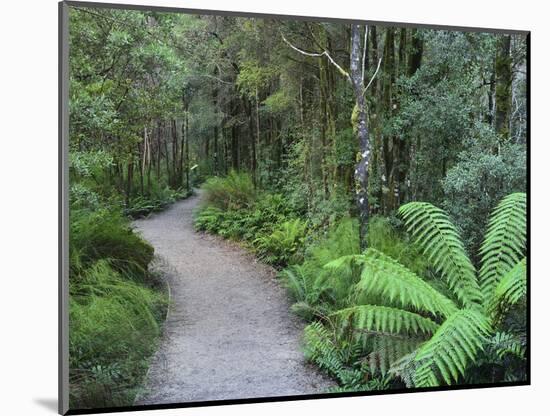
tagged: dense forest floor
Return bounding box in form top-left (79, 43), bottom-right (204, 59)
top-left (133, 191), bottom-right (333, 404)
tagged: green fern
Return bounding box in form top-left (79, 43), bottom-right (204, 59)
top-left (368, 334), bottom-right (424, 376)
top-left (487, 331), bottom-right (526, 360)
top-left (303, 321), bottom-right (366, 387)
top-left (253, 218), bottom-right (308, 266)
top-left (398, 202), bottom-right (481, 308)
top-left (352, 249), bottom-right (458, 319)
top-left (413, 309), bottom-right (491, 387)
top-left (321, 193), bottom-right (526, 389)
top-left (332, 305), bottom-right (439, 337)
top-left (488, 258), bottom-right (527, 318)
top-left (479, 193), bottom-right (527, 300)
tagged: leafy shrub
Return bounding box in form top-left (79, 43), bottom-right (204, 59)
top-left (195, 188), bottom-right (300, 265)
top-left (240, 193), bottom-right (295, 239)
top-left (70, 183), bottom-right (102, 211)
top-left (194, 206), bottom-right (226, 233)
top-left (443, 140), bottom-right (526, 256)
top-left (69, 200), bottom-right (168, 409)
top-left (202, 170), bottom-right (256, 210)
top-left (254, 219), bottom-right (308, 267)
top-left (303, 321), bottom-right (391, 392)
top-left (70, 208), bottom-right (154, 281)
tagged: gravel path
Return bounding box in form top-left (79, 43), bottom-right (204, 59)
top-left (133, 191), bottom-right (333, 405)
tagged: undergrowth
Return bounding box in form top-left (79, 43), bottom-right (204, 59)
top-left (69, 203), bottom-right (167, 409)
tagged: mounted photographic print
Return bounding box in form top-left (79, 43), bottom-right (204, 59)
top-left (59, 1), bottom-right (530, 414)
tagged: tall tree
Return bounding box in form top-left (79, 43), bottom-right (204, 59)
top-left (283, 24), bottom-right (380, 248)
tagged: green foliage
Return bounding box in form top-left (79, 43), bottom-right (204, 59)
top-left (202, 171), bottom-right (256, 210)
top-left (413, 309), bottom-right (491, 387)
top-left (488, 258), bottom-right (527, 320)
top-left (399, 202), bottom-right (481, 308)
top-left (303, 321), bottom-right (369, 389)
top-left (254, 219), bottom-right (308, 266)
top-left (367, 216), bottom-right (428, 276)
top-left (70, 184), bottom-right (102, 211)
top-left (321, 193), bottom-right (526, 389)
top-left (479, 193), bottom-right (527, 300)
top-left (69, 260), bottom-right (166, 408)
top-left (327, 249), bottom-right (458, 319)
top-left (443, 137), bottom-right (526, 254)
top-left (69, 197), bottom-right (166, 408)
top-left (262, 90), bottom-right (294, 115)
top-left (196, 174), bottom-right (305, 267)
top-left (70, 150), bottom-right (114, 178)
top-left (194, 206), bottom-right (226, 233)
top-left (332, 305), bottom-right (439, 337)
top-left (281, 218), bottom-right (360, 315)
top-left (124, 187), bottom-right (190, 218)
top-left (240, 193), bottom-right (296, 239)
top-left (70, 208), bottom-right (154, 280)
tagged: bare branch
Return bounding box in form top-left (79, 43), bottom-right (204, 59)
top-left (281, 32), bottom-right (351, 83)
top-left (363, 58), bottom-right (382, 96)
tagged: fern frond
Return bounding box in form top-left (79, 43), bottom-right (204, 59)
top-left (357, 249), bottom-right (458, 319)
top-left (488, 258), bottom-right (527, 318)
top-left (324, 254), bottom-right (365, 271)
top-left (479, 193), bottom-right (527, 300)
top-left (413, 309), bottom-right (491, 387)
top-left (303, 321), bottom-right (364, 386)
top-left (388, 350), bottom-right (420, 388)
top-left (488, 331), bottom-right (526, 360)
top-left (332, 305), bottom-right (439, 336)
top-left (398, 202), bottom-right (481, 308)
top-left (280, 266), bottom-right (308, 302)
top-left (368, 334), bottom-right (424, 376)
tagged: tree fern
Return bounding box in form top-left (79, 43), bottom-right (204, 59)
top-left (368, 335), bottom-right (423, 376)
top-left (488, 258), bottom-right (527, 318)
top-left (479, 193), bottom-right (527, 300)
top-left (413, 309), bottom-right (491, 387)
top-left (353, 249), bottom-right (459, 319)
top-left (398, 202), bottom-right (481, 308)
top-left (331, 305), bottom-right (439, 337)
top-left (313, 193), bottom-right (526, 390)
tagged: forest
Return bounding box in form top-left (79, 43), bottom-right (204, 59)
top-left (67, 5), bottom-right (528, 410)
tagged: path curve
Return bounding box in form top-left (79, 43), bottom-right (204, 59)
top-left (133, 191), bottom-right (333, 405)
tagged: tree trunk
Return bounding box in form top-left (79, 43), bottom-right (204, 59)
top-left (495, 35), bottom-right (512, 140)
top-left (247, 99), bottom-right (257, 186)
top-left (185, 102), bottom-right (190, 191)
top-left (382, 28), bottom-right (396, 213)
top-left (172, 119), bottom-right (178, 188)
top-left (125, 157), bottom-right (133, 207)
top-left (255, 87), bottom-right (261, 186)
top-left (350, 24), bottom-right (371, 250)
top-left (138, 142), bottom-right (144, 195)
